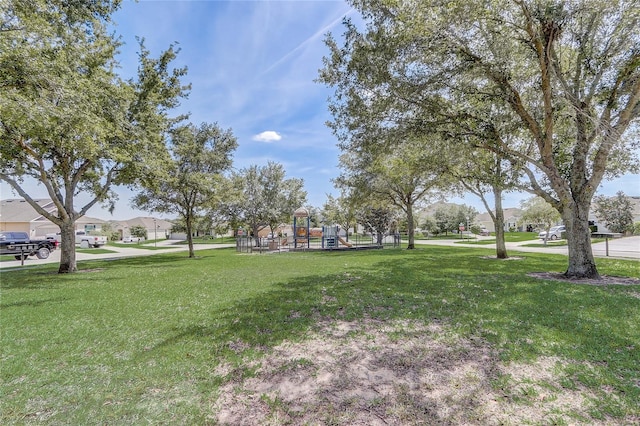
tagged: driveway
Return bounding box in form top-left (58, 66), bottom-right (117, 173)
top-left (0, 240), bottom-right (235, 270)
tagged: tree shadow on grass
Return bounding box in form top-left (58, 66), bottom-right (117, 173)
top-left (373, 249), bottom-right (640, 409)
top-left (4, 246), bottom-right (634, 423)
top-left (86, 252), bottom-right (195, 267)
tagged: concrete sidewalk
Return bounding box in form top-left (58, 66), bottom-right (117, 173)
top-left (416, 235), bottom-right (640, 260)
top-left (0, 240), bottom-right (235, 270)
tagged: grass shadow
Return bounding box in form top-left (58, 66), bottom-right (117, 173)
top-left (0, 296), bottom-right (70, 309)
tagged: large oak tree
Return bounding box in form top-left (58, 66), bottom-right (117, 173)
top-left (320, 0), bottom-right (640, 278)
top-left (336, 133), bottom-right (445, 249)
top-left (0, 0), bottom-right (189, 272)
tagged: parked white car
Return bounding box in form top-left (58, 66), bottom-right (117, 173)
top-left (538, 225), bottom-right (566, 240)
top-left (122, 236), bottom-right (143, 243)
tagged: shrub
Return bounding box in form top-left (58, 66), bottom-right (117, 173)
top-left (130, 225), bottom-right (148, 239)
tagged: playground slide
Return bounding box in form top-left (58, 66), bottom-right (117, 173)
top-left (338, 236), bottom-right (353, 247)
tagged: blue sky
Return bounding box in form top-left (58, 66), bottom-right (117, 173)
top-left (105, 0), bottom-right (356, 219)
top-left (1, 0), bottom-right (638, 220)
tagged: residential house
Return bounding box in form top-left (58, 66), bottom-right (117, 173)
top-left (475, 195), bottom-right (640, 234)
top-left (114, 217), bottom-right (174, 240)
top-left (475, 208), bottom-right (526, 232)
top-left (0, 198), bottom-right (106, 237)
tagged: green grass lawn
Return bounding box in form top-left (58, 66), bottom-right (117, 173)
top-left (108, 239), bottom-right (183, 249)
top-left (419, 232), bottom-right (539, 244)
top-left (176, 236), bottom-right (237, 244)
top-left (1, 247), bottom-right (638, 424)
top-left (521, 238), bottom-right (606, 248)
top-left (107, 243), bottom-right (179, 251)
top-left (453, 232), bottom-right (540, 244)
top-left (414, 233), bottom-right (469, 240)
top-left (76, 247), bottom-right (119, 254)
top-left (502, 232), bottom-right (540, 242)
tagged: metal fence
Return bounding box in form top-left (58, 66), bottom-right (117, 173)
top-left (236, 233), bottom-right (402, 253)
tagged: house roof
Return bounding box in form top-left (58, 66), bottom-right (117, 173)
top-left (0, 198), bottom-right (105, 224)
top-left (476, 207), bottom-right (523, 224)
top-left (474, 196), bottom-right (640, 224)
top-left (622, 196), bottom-right (640, 216)
top-left (121, 217), bottom-right (174, 229)
top-left (0, 199), bottom-right (56, 222)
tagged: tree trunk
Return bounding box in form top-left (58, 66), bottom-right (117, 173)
top-left (406, 201), bottom-right (415, 249)
top-left (252, 224), bottom-right (261, 247)
top-left (186, 214), bottom-right (195, 258)
top-left (562, 202), bottom-right (599, 278)
top-left (493, 187), bottom-right (508, 259)
top-left (343, 221), bottom-right (351, 242)
top-left (58, 220), bottom-right (77, 273)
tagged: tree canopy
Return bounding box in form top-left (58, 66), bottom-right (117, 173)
top-left (358, 205), bottom-right (398, 245)
top-left (520, 196), bottom-right (562, 244)
top-left (593, 191), bottom-right (635, 234)
top-left (337, 131), bottom-right (446, 249)
top-left (322, 191), bottom-right (357, 240)
top-left (223, 162), bottom-right (307, 244)
top-left (433, 204), bottom-right (479, 236)
top-left (132, 122), bottom-right (238, 257)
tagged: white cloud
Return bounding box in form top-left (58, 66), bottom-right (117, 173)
top-left (253, 130), bottom-right (283, 142)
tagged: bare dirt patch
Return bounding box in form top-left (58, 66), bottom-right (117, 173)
top-left (528, 272), bottom-right (640, 286)
top-left (211, 320), bottom-right (613, 425)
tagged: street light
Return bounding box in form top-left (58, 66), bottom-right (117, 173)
top-left (466, 216), bottom-right (469, 241)
top-left (154, 218), bottom-right (157, 247)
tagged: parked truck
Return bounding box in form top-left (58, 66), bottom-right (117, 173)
top-left (0, 231), bottom-right (58, 260)
top-left (75, 231), bottom-right (108, 248)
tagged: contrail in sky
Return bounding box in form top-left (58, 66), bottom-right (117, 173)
top-left (261, 7), bottom-right (356, 75)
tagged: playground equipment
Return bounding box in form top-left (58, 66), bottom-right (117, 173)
top-left (236, 207), bottom-right (392, 253)
top-left (293, 207), bottom-right (310, 249)
top-left (322, 225), bottom-right (354, 249)
top-left (293, 209), bottom-right (355, 250)
top-left (322, 225), bottom-right (338, 249)
top-left (320, 225), bottom-right (350, 248)
top-left (338, 236), bottom-right (353, 247)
